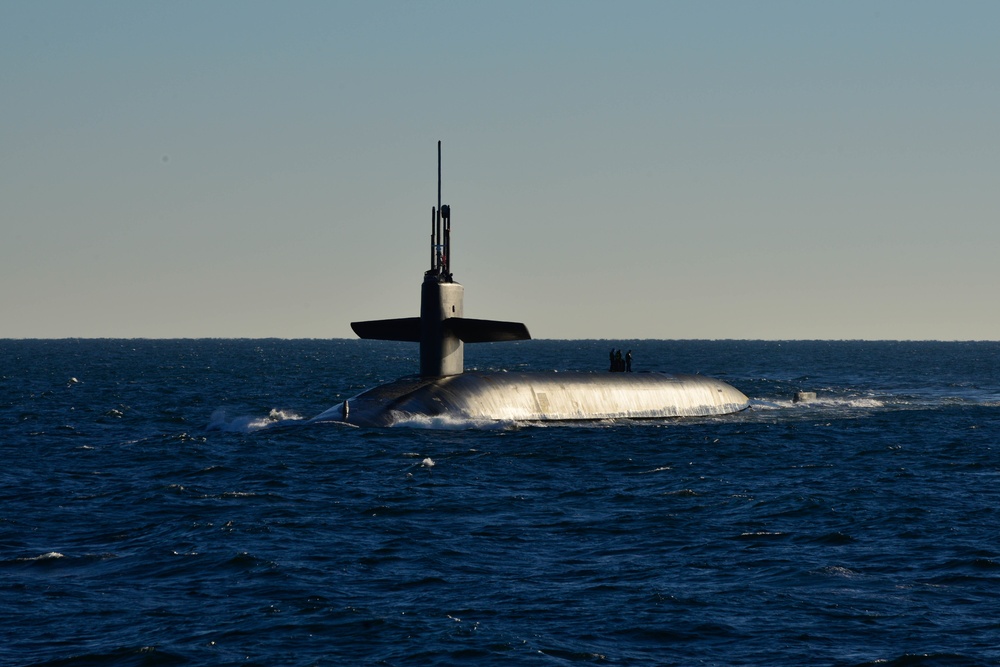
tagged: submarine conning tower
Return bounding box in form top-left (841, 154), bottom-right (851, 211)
top-left (421, 148), bottom-right (464, 376)
top-left (351, 141), bottom-right (530, 378)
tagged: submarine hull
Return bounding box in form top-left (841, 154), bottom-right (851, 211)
top-left (327, 372), bottom-right (750, 427)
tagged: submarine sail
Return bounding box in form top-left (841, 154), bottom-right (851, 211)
top-left (333, 142), bottom-right (749, 427)
top-left (351, 141), bottom-right (529, 378)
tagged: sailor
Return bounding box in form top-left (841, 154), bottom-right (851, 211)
top-left (615, 349), bottom-right (623, 372)
top-left (626, 350), bottom-right (632, 372)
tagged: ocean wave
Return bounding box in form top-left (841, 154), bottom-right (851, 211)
top-left (17, 551), bottom-right (65, 562)
top-left (387, 411), bottom-right (513, 430)
top-left (751, 396), bottom-right (885, 411)
top-left (206, 408), bottom-right (305, 433)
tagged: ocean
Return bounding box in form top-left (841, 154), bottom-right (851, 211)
top-left (3, 339), bottom-right (1000, 666)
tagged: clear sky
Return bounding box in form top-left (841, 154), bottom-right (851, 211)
top-left (3, 1), bottom-right (998, 340)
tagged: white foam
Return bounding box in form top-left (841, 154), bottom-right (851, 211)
top-left (266, 408), bottom-right (303, 422)
top-left (838, 397), bottom-right (885, 409)
top-left (750, 396), bottom-right (885, 411)
top-left (387, 411), bottom-right (513, 430)
top-left (207, 408), bottom-right (305, 433)
top-left (20, 552), bottom-right (65, 562)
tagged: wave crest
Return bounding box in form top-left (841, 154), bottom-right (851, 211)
top-left (207, 408), bottom-right (304, 433)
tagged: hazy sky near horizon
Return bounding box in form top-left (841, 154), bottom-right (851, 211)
top-left (3, 1), bottom-right (998, 340)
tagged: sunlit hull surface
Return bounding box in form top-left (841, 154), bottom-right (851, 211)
top-left (328, 371), bottom-right (749, 427)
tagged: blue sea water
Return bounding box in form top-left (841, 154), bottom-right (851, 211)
top-left (3, 339), bottom-right (1000, 666)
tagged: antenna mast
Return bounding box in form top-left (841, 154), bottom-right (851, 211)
top-left (430, 140), bottom-right (451, 280)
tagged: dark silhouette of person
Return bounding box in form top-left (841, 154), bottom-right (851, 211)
top-left (626, 350), bottom-right (632, 372)
top-left (609, 349), bottom-right (615, 372)
top-left (615, 349), bottom-right (623, 372)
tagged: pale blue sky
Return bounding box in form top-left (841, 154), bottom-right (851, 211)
top-left (3, 1), bottom-right (998, 339)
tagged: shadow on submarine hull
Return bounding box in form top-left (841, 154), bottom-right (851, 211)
top-left (330, 371), bottom-right (751, 427)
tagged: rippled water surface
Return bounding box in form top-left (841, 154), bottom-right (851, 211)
top-left (3, 339), bottom-right (1000, 666)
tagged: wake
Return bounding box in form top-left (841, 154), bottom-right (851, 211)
top-left (206, 408), bottom-right (306, 433)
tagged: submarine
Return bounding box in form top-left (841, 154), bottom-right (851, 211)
top-left (321, 142), bottom-right (749, 427)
